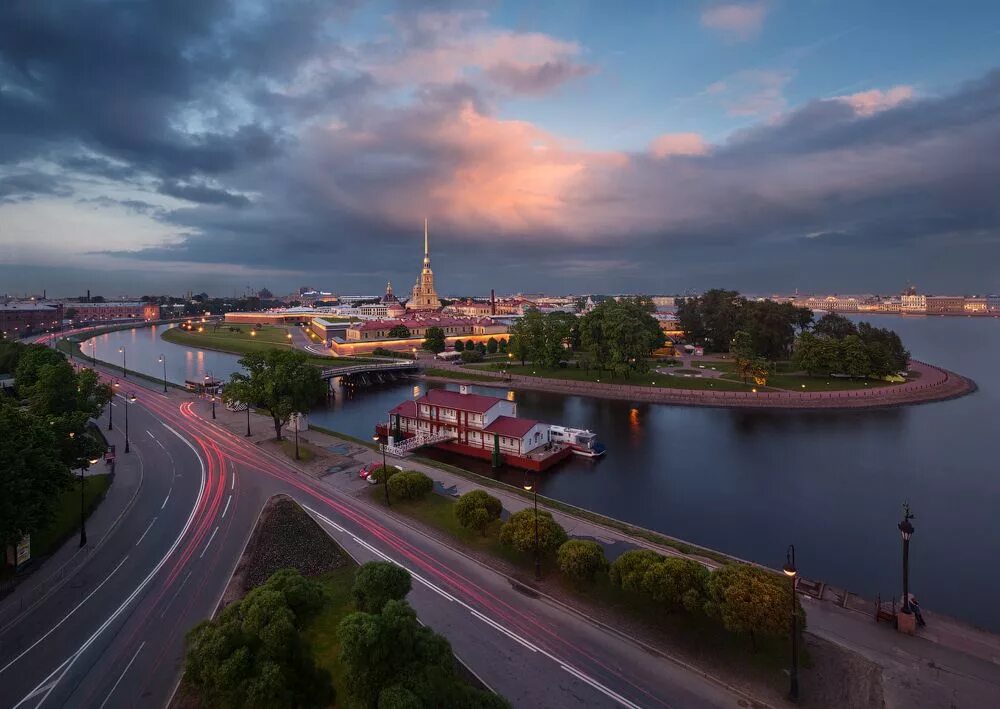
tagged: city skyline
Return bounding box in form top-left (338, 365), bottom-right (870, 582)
top-left (2, 1), bottom-right (1000, 296)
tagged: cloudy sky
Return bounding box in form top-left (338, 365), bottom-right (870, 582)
top-left (1, 0), bottom-right (999, 298)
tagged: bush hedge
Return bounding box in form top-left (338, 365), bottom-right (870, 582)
top-left (556, 540), bottom-right (608, 583)
top-left (387, 471), bottom-right (434, 500)
top-left (498, 509), bottom-right (568, 555)
top-left (455, 489), bottom-right (503, 535)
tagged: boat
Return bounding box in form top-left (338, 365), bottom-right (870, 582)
top-left (548, 425), bottom-right (606, 458)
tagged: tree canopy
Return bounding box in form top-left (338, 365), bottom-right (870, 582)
top-left (578, 297), bottom-right (664, 376)
top-left (455, 490), bottom-right (503, 535)
top-left (677, 290), bottom-right (810, 358)
top-left (387, 324), bottom-right (411, 338)
top-left (223, 349), bottom-right (326, 440)
top-left (183, 569), bottom-right (333, 709)
top-left (352, 561), bottom-right (412, 613)
top-left (498, 508), bottom-right (568, 555)
top-left (704, 564), bottom-right (802, 645)
top-left (421, 326), bottom-right (446, 354)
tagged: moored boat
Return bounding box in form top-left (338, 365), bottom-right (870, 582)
top-left (548, 425), bottom-right (606, 457)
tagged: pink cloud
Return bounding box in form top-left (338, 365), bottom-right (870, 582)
top-left (649, 133), bottom-right (709, 158)
top-left (701, 2), bottom-right (769, 41)
top-left (833, 86), bottom-right (915, 116)
top-left (709, 69), bottom-right (791, 116)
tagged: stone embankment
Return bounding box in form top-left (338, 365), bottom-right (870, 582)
top-left (424, 360), bottom-right (976, 410)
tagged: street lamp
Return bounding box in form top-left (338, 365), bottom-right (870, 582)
top-left (523, 482), bottom-right (541, 581)
top-left (124, 392), bottom-right (136, 453)
top-left (211, 394), bottom-right (216, 419)
top-left (373, 434), bottom-right (390, 506)
top-left (80, 454), bottom-right (100, 547)
top-left (898, 503), bottom-right (915, 614)
top-left (118, 346), bottom-right (126, 378)
top-left (783, 545), bottom-right (799, 701)
top-left (245, 400), bottom-right (252, 437)
top-left (158, 354), bottom-right (167, 392)
top-left (293, 412), bottom-right (301, 460)
top-left (108, 380), bottom-right (119, 431)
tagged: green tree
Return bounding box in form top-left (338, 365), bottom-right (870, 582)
top-left (498, 509), bottom-right (568, 555)
top-left (840, 334), bottom-right (871, 377)
top-left (455, 490), bottom-right (503, 535)
top-left (556, 540), bottom-right (608, 583)
top-left (0, 403), bottom-right (71, 550)
top-left (813, 313), bottom-right (857, 339)
top-left (453, 339), bottom-right (465, 352)
top-left (223, 350), bottom-right (326, 440)
top-left (13, 345), bottom-right (66, 391)
top-left (387, 471), bottom-right (433, 501)
top-left (509, 308), bottom-right (546, 365)
top-left (339, 599), bottom-right (508, 709)
top-left (749, 357), bottom-right (774, 386)
top-left (741, 300), bottom-right (798, 360)
top-left (608, 549), bottom-right (662, 592)
top-left (183, 569), bottom-right (333, 709)
top-left (641, 558), bottom-right (709, 613)
top-left (460, 349), bottom-right (484, 363)
top-left (730, 330), bottom-right (756, 384)
top-left (704, 564), bottom-right (801, 648)
top-left (857, 322), bottom-right (909, 374)
top-left (422, 327), bottom-right (446, 354)
top-left (352, 561), bottom-right (412, 613)
top-left (498, 338), bottom-right (508, 353)
top-left (388, 324), bottom-right (411, 338)
top-left (486, 337), bottom-right (498, 354)
top-left (580, 299), bottom-right (663, 375)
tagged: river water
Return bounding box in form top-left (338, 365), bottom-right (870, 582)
top-left (83, 319), bottom-right (1000, 630)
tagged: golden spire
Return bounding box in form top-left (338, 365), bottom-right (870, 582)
top-left (423, 218), bottom-right (430, 267)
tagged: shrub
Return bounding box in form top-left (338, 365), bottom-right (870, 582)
top-left (498, 508), bottom-right (568, 555)
top-left (454, 340), bottom-right (465, 352)
top-left (455, 490), bottom-right (503, 535)
top-left (486, 337), bottom-right (498, 354)
top-left (704, 564), bottom-right (802, 644)
top-left (641, 557), bottom-right (709, 613)
top-left (387, 470), bottom-right (433, 500)
top-left (352, 561), bottom-right (412, 613)
top-left (373, 347), bottom-right (415, 359)
top-left (557, 540), bottom-right (608, 583)
top-left (609, 549), bottom-right (662, 592)
top-left (368, 465), bottom-right (400, 484)
top-left (460, 350), bottom-right (484, 363)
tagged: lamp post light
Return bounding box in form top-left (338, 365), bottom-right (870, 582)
top-left (245, 401), bottom-right (252, 437)
top-left (80, 454), bottom-right (100, 547)
top-left (124, 392), bottom-right (136, 453)
top-left (118, 346), bottom-right (126, 378)
top-left (108, 380), bottom-right (119, 431)
top-left (523, 482), bottom-right (541, 581)
top-left (158, 354), bottom-right (167, 392)
top-left (899, 503), bottom-right (915, 614)
top-left (211, 394), bottom-right (216, 419)
top-left (373, 434), bottom-right (390, 506)
top-left (783, 545), bottom-right (799, 701)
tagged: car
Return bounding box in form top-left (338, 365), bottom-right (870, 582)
top-left (366, 463), bottom-right (403, 484)
top-left (358, 463), bottom-right (375, 479)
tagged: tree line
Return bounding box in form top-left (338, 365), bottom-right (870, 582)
top-left (0, 341), bottom-right (111, 555)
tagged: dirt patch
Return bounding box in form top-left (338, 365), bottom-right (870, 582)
top-left (218, 494), bottom-right (349, 610)
top-left (798, 634), bottom-right (884, 708)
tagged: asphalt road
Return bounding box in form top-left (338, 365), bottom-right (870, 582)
top-left (1, 345), bottom-right (748, 708)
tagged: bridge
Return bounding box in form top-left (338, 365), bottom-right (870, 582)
top-left (384, 430), bottom-right (456, 457)
top-left (320, 360), bottom-right (419, 381)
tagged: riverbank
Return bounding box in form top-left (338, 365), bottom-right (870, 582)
top-left (424, 359), bottom-right (976, 410)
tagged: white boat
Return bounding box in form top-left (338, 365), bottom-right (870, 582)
top-left (548, 425), bottom-right (606, 458)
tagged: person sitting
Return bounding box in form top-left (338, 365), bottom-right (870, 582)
top-left (908, 594), bottom-right (927, 627)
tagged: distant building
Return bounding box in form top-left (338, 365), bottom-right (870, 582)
top-left (652, 296), bottom-right (676, 308)
top-left (988, 295), bottom-right (1000, 312)
top-left (407, 220), bottom-right (441, 311)
top-left (1, 301), bottom-right (63, 337)
top-left (71, 301), bottom-right (160, 321)
top-left (964, 298), bottom-right (988, 313)
top-left (901, 294), bottom-right (927, 312)
top-left (925, 296), bottom-right (966, 315)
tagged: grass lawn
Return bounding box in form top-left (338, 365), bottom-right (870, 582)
top-left (469, 362), bottom-right (758, 391)
top-left (763, 373), bottom-right (893, 391)
top-left (32, 474), bottom-right (111, 557)
top-left (279, 438), bottom-right (319, 462)
top-left (161, 325), bottom-right (375, 367)
top-left (303, 565), bottom-right (358, 708)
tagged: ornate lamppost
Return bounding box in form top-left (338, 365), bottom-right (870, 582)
top-left (124, 391), bottom-right (136, 453)
top-left (118, 346), bottom-right (126, 378)
top-left (783, 545), bottom-right (799, 701)
top-left (899, 504), bottom-right (915, 614)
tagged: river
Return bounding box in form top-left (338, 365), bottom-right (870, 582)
top-left (82, 319), bottom-right (1000, 631)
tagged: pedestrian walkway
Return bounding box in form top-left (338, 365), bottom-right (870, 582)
top-left (0, 421), bottom-right (141, 629)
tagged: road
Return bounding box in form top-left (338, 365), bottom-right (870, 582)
top-left (0, 344), bottom-right (749, 708)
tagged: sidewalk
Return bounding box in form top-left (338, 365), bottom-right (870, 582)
top-left (0, 420), bottom-right (141, 629)
top-left (205, 396), bottom-right (1000, 707)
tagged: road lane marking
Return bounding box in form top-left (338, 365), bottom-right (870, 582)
top-left (0, 556), bottom-right (129, 676)
top-left (99, 641), bottom-right (145, 709)
top-left (11, 423), bottom-right (207, 708)
top-left (160, 488), bottom-right (171, 510)
top-left (159, 571), bottom-right (193, 619)
top-left (199, 526), bottom-right (219, 559)
top-left (145, 430), bottom-right (155, 439)
top-left (135, 517), bottom-right (157, 547)
top-left (561, 664), bottom-right (643, 709)
top-left (303, 505), bottom-right (642, 709)
top-left (230, 472), bottom-right (236, 490)
top-left (221, 495), bottom-right (232, 519)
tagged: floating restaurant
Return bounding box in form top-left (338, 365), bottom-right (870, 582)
top-left (378, 387), bottom-right (574, 471)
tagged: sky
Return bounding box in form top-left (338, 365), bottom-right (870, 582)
top-left (1, 0), bottom-right (999, 298)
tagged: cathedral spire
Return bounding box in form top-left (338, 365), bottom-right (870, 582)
top-left (423, 218), bottom-right (430, 267)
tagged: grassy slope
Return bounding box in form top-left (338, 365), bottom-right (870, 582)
top-left (32, 474), bottom-right (111, 557)
top-left (303, 566), bottom-right (358, 707)
top-left (161, 326), bottom-right (375, 367)
top-left (468, 362), bottom-right (757, 391)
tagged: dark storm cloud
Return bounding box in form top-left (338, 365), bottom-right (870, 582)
top-left (0, 172), bottom-right (72, 202)
top-left (157, 180), bottom-right (250, 207)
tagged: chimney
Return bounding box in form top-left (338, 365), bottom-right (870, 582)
top-left (42, 289), bottom-right (46, 300)
top-left (86, 289), bottom-right (91, 303)
top-left (490, 289), bottom-right (496, 315)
